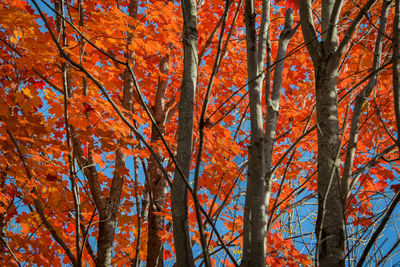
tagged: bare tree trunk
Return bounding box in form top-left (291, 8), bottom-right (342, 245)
top-left (171, 0), bottom-right (198, 265)
top-left (310, 5), bottom-right (347, 261)
top-left (300, 0), bottom-right (343, 265)
top-left (299, 0), bottom-right (378, 264)
top-left (264, 7), bottom-right (295, 228)
top-left (95, 182), bottom-right (119, 267)
top-left (314, 61), bottom-right (345, 266)
top-left (146, 54), bottom-right (170, 267)
top-left (241, 0), bottom-right (268, 265)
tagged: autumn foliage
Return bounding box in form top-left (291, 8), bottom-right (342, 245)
top-left (0, 0), bottom-right (399, 266)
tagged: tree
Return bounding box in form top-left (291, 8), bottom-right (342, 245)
top-left (0, 0), bottom-right (399, 266)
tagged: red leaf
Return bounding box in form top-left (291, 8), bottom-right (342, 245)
top-left (83, 146), bottom-right (88, 158)
top-left (65, 224), bottom-right (74, 235)
top-left (84, 104), bottom-right (95, 113)
top-left (36, 80), bottom-right (46, 89)
top-left (286, 0), bottom-right (298, 10)
top-left (25, 4), bottom-right (35, 15)
top-left (54, 130), bottom-right (64, 139)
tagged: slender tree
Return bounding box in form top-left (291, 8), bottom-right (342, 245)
top-left (171, 0), bottom-right (198, 266)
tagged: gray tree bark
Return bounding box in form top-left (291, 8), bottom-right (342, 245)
top-left (241, 0), bottom-right (268, 265)
top-left (171, 0), bottom-right (198, 266)
top-left (314, 61), bottom-right (345, 266)
top-left (299, 0), bottom-right (378, 265)
top-left (264, 7), bottom-right (295, 212)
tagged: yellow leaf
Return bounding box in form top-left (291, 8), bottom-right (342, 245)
top-left (21, 87), bottom-right (33, 98)
top-left (362, 100), bottom-right (370, 112)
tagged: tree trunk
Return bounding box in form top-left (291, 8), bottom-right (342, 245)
top-left (314, 59), bottom-right (345, 266)
top-left (241, 0), bottom-right (267, 265)
top-left (96, 207), bottom-right (117, 266)
top-left (298, 0), bottom-right (379, 264)
top-left (171, 0), bottom-right (197, 266)
top-left (264, 7), bottom-right (294, 225)
top-left (146, 54), bottom-right (170, 267)
top-left (95, 146), bottom-right (127, 266)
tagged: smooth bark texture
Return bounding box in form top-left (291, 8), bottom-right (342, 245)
top-left (299, 0), bottom-right (321, 65)
top-left (171, 0), bottom-right (198, 266)
top-left (299, 0), bottom-right (343, 265)
top-left (257, 0), bottom-right (270, 70)
top-left (241, 0), bottom-right (268, 265)
top-left (97, 151), bottom-right (125, 264)
top-left (264, 6), bottom-right (295, 235)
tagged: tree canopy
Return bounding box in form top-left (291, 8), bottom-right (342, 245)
top-left (0, 0), bottom-right (399, 266)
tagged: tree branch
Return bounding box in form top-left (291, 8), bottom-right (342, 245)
top-left (299, 0), bottom-right (321, 64)
top-left (7, 130), bottom-right (78, 266)
top-left (356, 190), bottom-right (400, 267)
top-left (336, 0), bottom-right (379, 58)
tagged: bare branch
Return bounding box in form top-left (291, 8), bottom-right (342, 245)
top-left (299, 0), bottom-right (321, 64)
top-left (336, 0), bottom-right (379, 58)
top-left (356, 190), bottom-right (400, 267)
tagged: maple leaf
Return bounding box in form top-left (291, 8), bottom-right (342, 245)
top-left (20, 223), bottom-right (30, 234)
top-left (84, 104), bottom-right (95, 113)
top-left (5, 206), bottom-right (17, 222)
top-left (25, 4), bottom-right (35, 15)
top-left (35, 80), bottom-right (46, 89)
